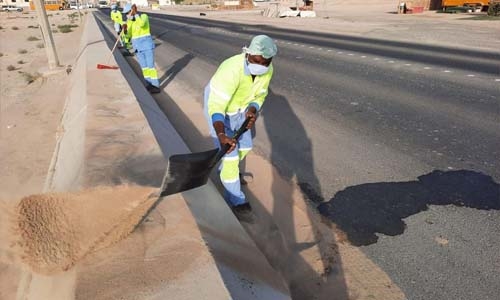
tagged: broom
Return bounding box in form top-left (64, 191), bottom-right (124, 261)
top-left (97, 35), bottom-right (121, 70)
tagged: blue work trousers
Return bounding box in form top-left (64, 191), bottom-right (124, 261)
top-left (136, 49), bottom-right (159, 87)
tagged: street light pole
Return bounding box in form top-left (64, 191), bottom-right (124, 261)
top-left (32, 0), bottom-right (60, 69)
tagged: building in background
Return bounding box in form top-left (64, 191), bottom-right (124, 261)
top-left (0, 0), bottom-right (31, 9)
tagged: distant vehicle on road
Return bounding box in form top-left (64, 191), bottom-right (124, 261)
top-left (1, 5), bottom-right (23, 12)
top-left (98, 0), bottom-right (109, 8)
top-left (69, 1), bottom-right (92, 9)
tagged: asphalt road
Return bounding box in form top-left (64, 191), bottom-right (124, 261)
top-left (103, 11), bottom-right (500, 300)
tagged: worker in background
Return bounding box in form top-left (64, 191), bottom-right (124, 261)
top-left (204, 35), bottom-right (277, 214)
top-left (110, 4), bottom-right (125, 47)
top-left (122, 3), bottom-right (160, 94)
top-left (399, 2), bottom-right (407, 13)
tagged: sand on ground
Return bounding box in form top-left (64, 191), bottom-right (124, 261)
top-left (0, 9), bottom-right (226, 300)
top-left (0, 9), bottom-right (162, 298)
top-left (0, 9), bottom-right (87, 299)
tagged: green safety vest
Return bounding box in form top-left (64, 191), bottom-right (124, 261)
top-left (126, 13), bottom-right (151, 40)
top-left (208, 53), bottom-right (273, 120)
top-left (110, 11), bottom-right (123, 25)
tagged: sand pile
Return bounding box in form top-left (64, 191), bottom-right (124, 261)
top-left (1, 185), bottom-right (158, 275)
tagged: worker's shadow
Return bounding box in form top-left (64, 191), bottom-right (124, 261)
top-left (241, 89), bottom-right (349, 299)
top-left (318, 169), bottom-right (500, 246)
top-left (158, 53), bottom-right (194, 89)
top-left (84, 129), bottom-right (165, 188)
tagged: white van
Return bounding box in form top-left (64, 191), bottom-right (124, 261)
top-left (98, 0), bottom-right (109, 8)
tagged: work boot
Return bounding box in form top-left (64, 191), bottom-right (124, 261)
top-left (232, 202), bottom-right (254, 223)
top-left (232, 202), bottom-right (252, 213)
top-left (146, 84), bottom-right (161, 94)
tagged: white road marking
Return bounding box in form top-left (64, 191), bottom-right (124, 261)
top-left (282, 42), bottom-right (499, 82)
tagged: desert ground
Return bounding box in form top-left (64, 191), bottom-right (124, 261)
top-left (0, 9), bottom-right (88, 299)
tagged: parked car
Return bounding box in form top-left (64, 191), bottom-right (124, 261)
top-left (1, 5), bottom-right (23, 12)
top-left (69, 2), bottom-right (85, 9)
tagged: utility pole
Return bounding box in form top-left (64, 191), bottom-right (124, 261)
top-left (33, 0), bottom-right (60, 69)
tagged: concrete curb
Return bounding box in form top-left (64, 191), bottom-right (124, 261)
top-left (93, 13), bottom-right (291, 299)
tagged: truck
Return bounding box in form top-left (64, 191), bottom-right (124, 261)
top-left (441, 0), bottom-right (491, 11)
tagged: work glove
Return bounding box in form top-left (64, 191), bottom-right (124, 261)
top-left (122, 24), bottom-right (127, 35)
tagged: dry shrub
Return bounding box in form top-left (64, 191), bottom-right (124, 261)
top-left (19, 71), bottom-right (41, 84)
top-left (57, 24), bottom-right (78, 33)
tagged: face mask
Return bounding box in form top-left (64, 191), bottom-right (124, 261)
top-left (247, 58), bottom-right (269, 75)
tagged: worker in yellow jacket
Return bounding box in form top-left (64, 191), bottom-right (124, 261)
top-left (204, 35), bottom-right (277, 213)
top-left (110, 4), bottom-right (125, 47)
top-left (122, 3), bottom-right (160, 93)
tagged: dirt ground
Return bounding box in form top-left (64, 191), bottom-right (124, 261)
top-left (0, 10), bottom-right (82, 200)
top-left (0, 9), bottom-right (87, 299)
top-left (0, 2), bottom-right (498, 299)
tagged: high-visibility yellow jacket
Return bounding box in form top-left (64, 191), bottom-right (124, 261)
top-left (124, 13), bottom-right (154, 51)
top-left (110, 10), bottom-right (123, 25)
top-left (207, 53), bottom-right (274, 124)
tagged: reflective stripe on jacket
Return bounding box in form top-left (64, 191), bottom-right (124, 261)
top-left (125, 13), bottom-right (154, 52)
top-left (110, 11), bottom-right (123, 25)
top-left (207, 53), bottom-right (273, 124)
